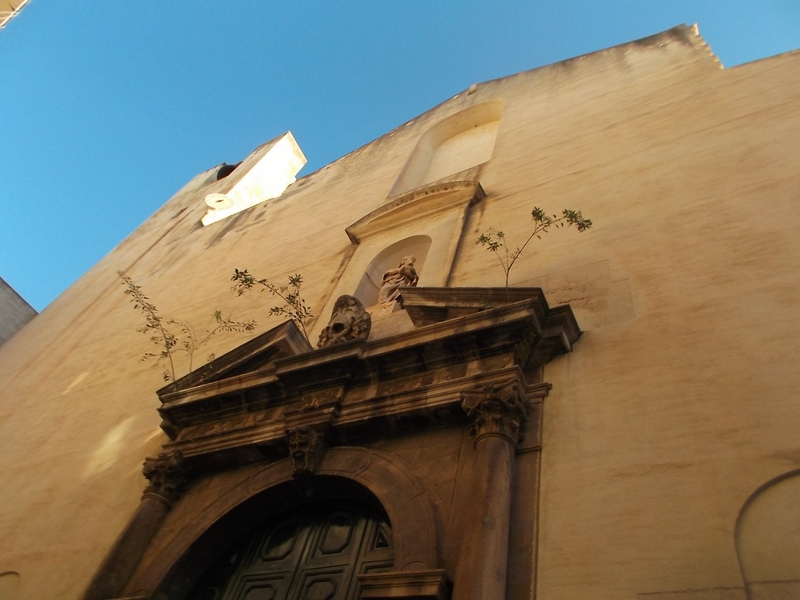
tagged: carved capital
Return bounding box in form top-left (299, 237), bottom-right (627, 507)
top-left (142, 450), bottom-right (187, 507)
top-left (317, 295), bottom-right (371, 348)
top-left (286, 426), bottom-right (326, 477)
top-left (461, 379), bottom-right (531, 446)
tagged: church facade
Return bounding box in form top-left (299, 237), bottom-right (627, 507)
top-left (0, 25), bottom-right (798, 600)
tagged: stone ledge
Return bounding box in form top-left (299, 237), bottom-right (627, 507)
top-left (358, 569), bottom-right (451, 599)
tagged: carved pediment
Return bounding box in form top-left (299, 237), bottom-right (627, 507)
top-left (156, 287), bottom-right (579, 471)
top-left (157, 320), bottom-right (312, 396)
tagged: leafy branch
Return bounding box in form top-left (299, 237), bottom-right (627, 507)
top-left (476, 207), bottom-right (592, 291)
top-left (231, 269), bottom-right (313, 343)
top-left (119, 272), bottom-right (255, 382)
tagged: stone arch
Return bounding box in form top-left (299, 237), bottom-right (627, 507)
top-left (353, 235), bottom-right (432, 307)
top-left (735, 469), bottom-right (800, 599)
top-left (124, 447), bottom-right (445, 600)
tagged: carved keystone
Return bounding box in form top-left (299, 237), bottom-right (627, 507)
top-left (286, 426), bottom-right (327, 477)
top-left (142, 450), bottom-right (187, 507)
top-left (317, 295), bottom-right (372, 348)
top-left (460, 379), bottom-right (531, 446)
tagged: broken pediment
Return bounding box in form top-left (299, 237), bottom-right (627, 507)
top-left (156, 320), bottom-right (312, 398)
top-left (156, 287), bottom-right (580, 471)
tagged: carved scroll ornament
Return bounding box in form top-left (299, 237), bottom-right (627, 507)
top-left (142, 450), bottom-right (188, 506)
top-left (460, 379), bottom-right (531, 446)
top-left (317, 295), bottom-right (372, 348)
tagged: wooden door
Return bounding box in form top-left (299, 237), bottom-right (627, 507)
top-left (187, 501), bottom-right (394, 600)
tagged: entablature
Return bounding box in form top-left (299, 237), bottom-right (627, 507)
top-left (156, 287), bottom-right (579, 471)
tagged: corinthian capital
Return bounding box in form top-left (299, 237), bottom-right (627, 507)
top-left (461, 379), bottom-right (531, 445)
top-left (142, 450), bottom-right (187, 506)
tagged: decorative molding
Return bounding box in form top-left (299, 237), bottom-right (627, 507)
top-left (461, 378), bottom-right (531, 446)
top-left (155, 288), bottom-right (576, 466)
top-left (286, 426), bottom-right (326, 477)
top-left (345, 181), bottom-right (485, 245)
top-left (142, 451), bottom-right (188, 507)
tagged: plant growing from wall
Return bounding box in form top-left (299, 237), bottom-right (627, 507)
top-left (119, 272), bottom-right (256, 382)
top-left (476, 207), bottom-right (592, 291)
top-left (231, 269), bottom-right (313, 343)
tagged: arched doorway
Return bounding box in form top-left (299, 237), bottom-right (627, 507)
top-left (124, 449), bottom-right (444, 599)
top-left (187, 500), bottom-right (394, 600)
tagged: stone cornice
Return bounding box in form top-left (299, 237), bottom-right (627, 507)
top-left (157, 296), bottom-right (551, 409)
top-left (156, 287), bottom-right (578, 469)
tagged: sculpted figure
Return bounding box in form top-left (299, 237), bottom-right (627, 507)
top-left (378, 256), bottom-right (419, 304)
top-left (317, 295), bottom-right (372, 348)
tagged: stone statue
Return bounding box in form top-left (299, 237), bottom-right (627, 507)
top-left (378, 256), bottom-right (419, 304)
top-left (317, 295), bottom-right (372, 348)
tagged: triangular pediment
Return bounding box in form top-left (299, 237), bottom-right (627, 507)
top-left (157, 319), bottom-right (312, 398)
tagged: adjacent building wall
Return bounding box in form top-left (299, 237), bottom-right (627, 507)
top-left (0, 277), bottom-right (36, 346)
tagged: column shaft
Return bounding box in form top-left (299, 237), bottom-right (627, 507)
top-left (82, 495), bottom-right (170, 600)
top-left (453, 433), bottom-right (516, 600)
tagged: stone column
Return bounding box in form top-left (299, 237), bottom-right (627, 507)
top-left (83, 451), bottom-right (187, 600)
top-left (453, 379), bottom-right (530, 600)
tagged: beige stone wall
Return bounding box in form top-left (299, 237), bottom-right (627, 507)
top-left (0, 25), bottom-right (798, 599)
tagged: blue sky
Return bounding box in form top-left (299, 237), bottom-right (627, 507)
top-left (1, 1), bottom-right (798, 310)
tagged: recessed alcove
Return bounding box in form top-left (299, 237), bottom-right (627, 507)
top-left (310, 181), bottom-right (485, 342)
top-left (390, 101), bottom-right (503, 196)
top-left (353, 235), bottom-right (432, 308)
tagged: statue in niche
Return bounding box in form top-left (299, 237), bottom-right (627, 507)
top-left (378, 255), bottom-right (419, 304)
top-left (317, 295), bottom-right (372, 348)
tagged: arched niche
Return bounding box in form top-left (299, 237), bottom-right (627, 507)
top-left (735, 469), bottom-right (800, 599)
top-left (391, 101), bottom-right (503, 196)
top-left (311, 181), bottom-right (485, 342)
top-left (123, 447), bottom-right (445, 600)
top-left (353, 235), bottom-right (432, 308)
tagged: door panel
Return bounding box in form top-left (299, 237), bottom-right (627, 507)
top-left (187, 502), bottom-right (394, 600)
